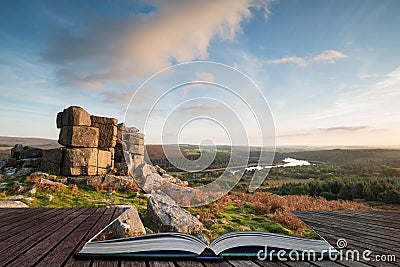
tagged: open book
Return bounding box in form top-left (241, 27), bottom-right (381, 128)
top-left (76, 210), bottom-right (338, 259)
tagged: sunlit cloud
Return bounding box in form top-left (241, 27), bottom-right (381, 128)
top-left (318, 126), bottom-right (371, 132)
top-left (44, 0), bottom-right (272, 90)
top-left (269, 50), bottom-right (348, 67)
top-left (313, 50), bottom-right (348, 63)
top-left (270, 56), bottom-right (308, 67)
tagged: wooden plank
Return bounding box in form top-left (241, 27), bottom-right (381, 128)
top-left (6, 208), bottom-right (94, 266)
top-left (305, 222), bottom-right (400, 258)
top-left (254, 259), bottom-right (288, 266)
top-left (309, 230), bottom-right (397, 267)
top-left (203, 260), bottom-right (232, 267)
top-left (297, 217), bottom-right (400, 252)
top-left (0, 208), bottom-right (76, 253)
top-left (283, 261), bottom-right (314, 266)
top-left (63, 208), bottom-right (123, 267)
top-left (120, 260), bottom-right (147, 267)
top-left (0, 209), bottom-right (84, 267)
top-left (347, 211), bottom-right (400, 222)
top-left (111, 207), bottom-right (127, 220)
top-left (35, 208), bottom-right (105, 267)
top-left (304, 261), bottom-right (345, 267)
top-left (0, 207), bottom-right (36, 221)
top-left (92, 260), bottom-right (119, 267)
top-left (295, 212), bottom-right (400, 244)
top-left (89, 208), bottom-right (130, 267)
top-left (295, 211), bottom-right (400, 235)
top-left (175, 260), bottom-right (204, 267)
top-left (305, 211), bottom-right (400, 230)
top-left (298, 216), bottom-right (400, 248)
top-left (335, 261), bottom-right (374, 267)
top-left (228, 259), bottom-right (259, 267)
top-left (0, 208), bottom-right (63, 241)
top-left (0, 209), bottom-right (47, 231)
top-left (148, 261), bottom-right (175, 267)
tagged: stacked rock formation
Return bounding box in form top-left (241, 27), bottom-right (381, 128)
top-left (40, 106), bottom-right (144, 176)
top-left (114, 124), bottom-right (145, 174)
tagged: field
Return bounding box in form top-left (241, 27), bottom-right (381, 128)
top-left (0, 136), bottom-right (60, 160)
top-left (0, 173), bottom-right (368, 242)
top-left (1, 139), bottom-right (400, 241)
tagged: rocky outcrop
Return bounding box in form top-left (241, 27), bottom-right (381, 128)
top-left (22, 158), bottom-right (41, 168)
top-left (95, 206), bottom-right (146, 240)
top-left (19, 146), bottom-right (43, 159)
top-left (133, 163), bottom-right (188, 193)
top-left (62, 148), bottom-right (98, 176)
top-left (57, 106), bottom-right (91, 127)
top-left (91, 116), bottom-right (117, 149)
top-left (41, 148), bottom-right (63, 175)
top-left (114, 123), bottom-right (145, 173)
top-left (147, 190), bottom-right (203, 234)
top-left (41, 106), bottom-right (144, 176)
top-left (0, 201), bottom-right (29, 208)
top-left (97, 150), bottom-right (113, 175)
top-left (59, 126), bottom-right (99, 148)
top-left (141, 173), bottom-right (163, 193)
top-left (1, 144), bottom-right (43, 177)
top-left (86, 174), bottom-right (140, 192)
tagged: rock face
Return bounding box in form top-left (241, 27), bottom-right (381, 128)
top-left (10, 145), bottom-right (42, 160)
top-left (60, 106), bottom-right (91, 126)
top-left (91, 116), bottom-right (118, 149)
top-left (2, 106), bottom-right (145, 179)
top-left (59, 126), bottom-right (99, 148)
top-left (11, 144), bottom-right (24, 158)
top-left (19, 146), bottom-right (43, 159)
top-left (41, 148), bottom-right (63, 175)
top-left (87, 174), bottom-right (139, 192)
top-left (133, 163), bottom-right (162, 192)
top-left (102, 175), bottom-right (137, 191)
top-left (133, 163), bottom-right (188, 192)
top-left (95, 206), bottom-right (146, 240)
top-left (50, 106), bottom-right (145, 176)
top-left (147, 190), bottom-right (203, 234)
top-left (97, 150), bottom-right (113, 175)
top-left (142, 173), bottom-right (163, 193)
top-left (21, 158), bottom-right (41, 168)
top-left (0, 201), bottom-right (29, 208)
top-left (62, 148), bottom-right (98, 176)
top-left (115, 124), bottom-right (145, 172)
top-left (1, 144), bottom-right (43, 177)
top-left (133, 155), bottom-right (145, 170)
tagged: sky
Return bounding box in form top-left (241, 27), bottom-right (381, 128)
top-left (0, 0), bottom-right (399, 147)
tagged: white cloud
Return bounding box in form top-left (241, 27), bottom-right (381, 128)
top-left (313, 49), bottom-right (348, 63)
top-left (44, 0), bottom-right (272, 89)
top-left (195, 72), bottom-right (215, 83)
top-left (270, 56), bottom-right (308, 67)
top-left (318, 125), bottom-right (371, 132)
top-left (269, 49), bottom-right (348, 67)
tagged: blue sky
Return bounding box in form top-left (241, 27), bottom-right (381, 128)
top-left (0, 0), bottom-right (399, 146)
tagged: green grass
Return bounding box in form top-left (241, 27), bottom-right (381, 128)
top-left (0, 175), bottom-right (147, 209)
top-left (27, 186), bottom-right (147, 208)
top-left (0, 174), bottom-right (320, 242)
top-left (189, 201), bottom-right (314, 242)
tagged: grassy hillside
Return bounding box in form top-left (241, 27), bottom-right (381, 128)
top-left (0, 136), bottom-right (60, 147)
top-left (0, 136), bottom-right (60, 161)
top-left (285, 149), bottom-right (400, 167)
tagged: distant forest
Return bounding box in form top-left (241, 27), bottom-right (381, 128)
top-left (151, 149), bottom-right (400, 205)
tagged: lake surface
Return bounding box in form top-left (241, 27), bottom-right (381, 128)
top-left (244, 157), bottom-right (311, 171)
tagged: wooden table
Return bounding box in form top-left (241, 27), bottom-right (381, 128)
top-left (0, 208), bottom-right (398, 267)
